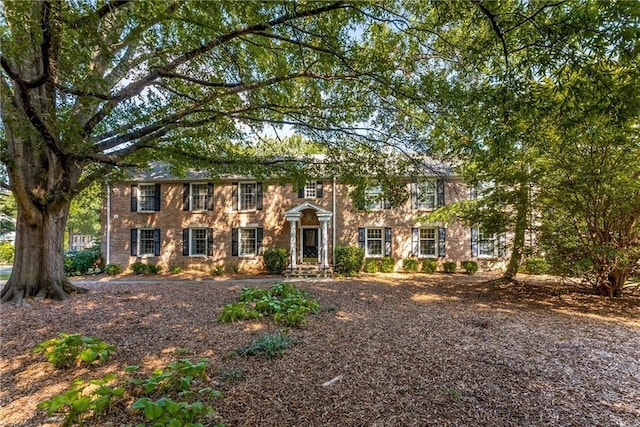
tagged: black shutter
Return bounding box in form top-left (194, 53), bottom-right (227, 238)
top-left (317, 181), bottom-right (324, 198)
top-left (385, 228), bottom-right (392, 257)
top-left (298, 186), bottom-right (305, 198)
top-left (358, 228), bottom-right (365, 249)
top-left (207, 183), bottom-right (214, 211)
top-left (182, 229), bottom-right (189, 256)
top-left (412, 228), bottom-right (419, 257)
top-left (384, 197), bottom-right (391, 210)
top-left (154, 184), bottom-right (161, 211)
top-left (130, 229), bottom-right (138, 256)
top-left (470, 186), bottom-right (478, 200)
top-left (207, 228), bottom-right (214, 256)
top-left (183, 183), bottom-right (190, 211)
top-left (256, 228), bottom-right (264, 255)
top-left (256, 182), bottom-right (263, 210)
top-left (471, 227), bottom-right (479, 257)
top-left (437, 179), bottom-right (445, 207)
top-left (154, 229), bottom-right (161, 256)
top-left (411, 182), bottom-right (418, 209)
top-left (498, 232), bottom-right (507, 258)
top-left (231, 228), bottom-right (239, 256)
top-left (438, 227), bottom-right (446, 258)
top-left (232, 182), bottom-right (238, 210)
top-left (131, 185), bottom-right (137, 212)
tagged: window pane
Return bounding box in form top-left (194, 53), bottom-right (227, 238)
top-left (191, 184), bottom-right (208, 210)
top-left (240, 183), bottom-right (256, 210)
top-left (304, 183), bottom-right (317, 198)
top-left (139, 229), bottom-right (155, 255)
top-left (239, 228), bottom-right (256, 256)
top-left (139, 185), bottom-right (156, 211)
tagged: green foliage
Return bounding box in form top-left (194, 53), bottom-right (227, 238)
top-left (64, 250), bottom-right (100, 276)
top-left (147, 264), bottom-right (162, 274)
top-left (238, 332), bottom-right (296, 360)
top-left (0, 242), bottom-right (14, 263)
top-left (402, 258), bottom-right (419, 273)
top-left (443, 262), bottom-right (457, 273)
top-left (32, 333), bottom-right (115, 369)
top-left (130, 359), bottom-right (209, 395)
top-left (38, 374), bottom-right (124, 427)
top-left (211, 265), bottom-right (225, 276)
top-left (262, 248), bottom-right (288, 274)
top-left (421, 259), bottom-right (437, 274)
top-left (521, 258), bottom-right (549, 275)
top-left (364, 259), bottom-right (379, 273)
top-left (220, 283), bottom-right (319, 327)
top-left (131, 262), bottom-right (161, 275)
top-left (104, 264), bottom-right (121, 275)
top-left (131, 397), bottom-right (217, 427)
top-left (170, 266), bottom-right (183, 274)
top-left (461, 261), bottom-right (478, 275)
top-left (217, 366), bottom-right (246, 384)
top-left (379, 257), bottom-right (395, 273)
top-left (334, 246), bottom-right (364, 276)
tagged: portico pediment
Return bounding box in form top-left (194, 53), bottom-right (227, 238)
top-left (284, 202), bottom-right (332, 220)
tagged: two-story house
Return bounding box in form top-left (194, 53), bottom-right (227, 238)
top-left (101, 163), bottom-right (508, 273)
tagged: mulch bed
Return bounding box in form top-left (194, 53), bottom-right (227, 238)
top-left (1, 272), bottom-right (639, 426)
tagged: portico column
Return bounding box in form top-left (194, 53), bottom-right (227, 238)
top-left (289, 218), bottom-right (298, 269)
top-left (321, 219), bottom-right (329, 269)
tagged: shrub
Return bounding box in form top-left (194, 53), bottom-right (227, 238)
top-left (211, 265), bottom-right (225, 276)
top-left (104, 264), bottom-right (121, 275)
top-left (32, 333), bottom-right (115, 369)
top-left (147, 264), bottom-right (162, 274)
top-left (238, 332), bottom-right (296, 359)
top-left (522, 257), bottom-right (550, 275)
top-left (334, 246), bottom-right (364, 276)
top-left (170, 265), bottom-right (183, 274)
top-left (461, 260), bottom-right (479, 274)
top-left (380, 256), bottom-right (395, 273)
top-left (0, 242), bottom-right (14, 263)
top-left (263, 247), bottom-right (288, 274)
top-left (443, 261), bottom-right (457, 273)
top-left (364, 259), bottom-right (379, 273)
top-left (402, 258), bottom-right (419, 273)
top-left (131, 262), bottom-right (148, 274)
top-left (131, 397), bottom-right (216, 426)
top-left (421, 259), bottom-right (437, 273)
top-left (64, 250), bottom-right (100, 276)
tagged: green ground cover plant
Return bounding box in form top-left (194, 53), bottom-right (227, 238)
top-left (32, 333), bottom-right (115, 369)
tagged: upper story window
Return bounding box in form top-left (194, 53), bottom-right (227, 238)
top-left (365, 185), bottom-right (385, 211)
top-left (416, 181), bottom-right (436, 210)
top-left (131, 184), bottom-right (161, 212)
top-left (232, 182), bottom-right (263, 211)
top-left (298, 181), bottom-right (324, 199)
top-left (183, 183), bottom-right (213, 211)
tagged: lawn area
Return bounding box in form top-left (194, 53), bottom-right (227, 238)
top-left (1, 272), bottom-right (639, 426)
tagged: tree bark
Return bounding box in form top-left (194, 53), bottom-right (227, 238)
top-left (502, 184), bottom-right (528, 281)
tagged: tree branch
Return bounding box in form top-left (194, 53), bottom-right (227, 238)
top-left (471, 0), bottom-right (510, 70)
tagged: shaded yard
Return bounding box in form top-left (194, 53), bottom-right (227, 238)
top-left (1, 272), bottom-right (639, 426)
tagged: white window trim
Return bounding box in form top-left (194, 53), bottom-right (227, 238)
top-left (137, 184), bottom-right (156, 212)
top-left (238, 182), bottom-right (257, 211)
top-left (418, 227), bottom-right (438, 258)
top-left (138, 228), bottom-right (156, 257)
top-left (238, 227), bottom-right (257, 257)
top-left (416, 181), bottom-right (437, 210)
top-left (190, 182), bottom-right (208, 211)
top-left (304, 182), bottom-right (317, 199)
top-left (365, 227), bottom-right (384, 258)
top-left (365, 185), bottom-right (384, 211)
top-left (189, 228), bottom-right (209, 257)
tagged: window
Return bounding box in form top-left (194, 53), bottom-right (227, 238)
top-left (231, 227), bottom-right (263, 256)
top-left (183, 228), bottom-right (212, 256)
top-left (73, 236), bottom-right (78, 242)
top-left (304, 183), bottom-right (317, 198)
top-left (365, 185), bottom-right (385, 210)
top-left (80, 236), bottom-right (86, 243)
top-left (419, 228), bottom-right (437, 257)
top-left (191, 183), bottom-right (208, 211)
top-left (139, 229), bottom-right (156, 256)
top-left (237, 182), bottom-right (261, 210)
top-left (138, 184), bottom-right (157, 212)
top-left (416, 181), bottom-right (436, 210)
top-left (366, 228), bottom-right (384, 256)
top-left (478, 230), bottom-right (496, 257)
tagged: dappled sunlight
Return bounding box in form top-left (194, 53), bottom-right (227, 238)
top-left (243, 323), bottom-right (265, 332)
top-left (335, 310), bottom-right (354, 321)
top-left (551, 308), bottom-right (640, 329)
top-left (0, 380), bottom-right (68, 426)
top-left (411, 293), bottom-right (460, 303)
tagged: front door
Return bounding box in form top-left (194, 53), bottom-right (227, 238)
top-left (302, 228), bottom-right (319, 262)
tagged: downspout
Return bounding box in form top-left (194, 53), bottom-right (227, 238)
top-left (106, 183), bottom-right (111, 265)
top-left (332, 176), bottom-right (336, 266)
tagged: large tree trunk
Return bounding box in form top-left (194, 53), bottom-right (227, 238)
top-left (502, 184), bottom-right (528, 281)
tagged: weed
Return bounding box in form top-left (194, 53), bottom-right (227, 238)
top-left (445, 386), bottom-right (464, 400)
top-left (238, 332), bottom-right (296, 359)
top-left (130, 359), bottom-right (209, 395)
top-left (32, 333), bottom-right (115, 369)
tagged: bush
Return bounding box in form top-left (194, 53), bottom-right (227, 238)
top-left (211, 265), bottom-right (225, 276)
top-left (64, 250), bottom-right (100, 276)
top-left (32, 333), bottom-right (115, 369)
top-left (379, 256), bottom-right (395, 273)
top-left (0, 242), bottom-right (14, 263)
top-left (364, 259), bottom-right (379, 273)
top-left (334, 246), bottom-right (364, 276)
top-left (147, 264), bottom-right (162, 274)
top-left (104, 264), bottom-right (121, 275)
top-left (131, 262), bottom-right (147, 274)
top-left (522, 257), bottom-right (549, 275)
top-left (443, 261), bottom-right (457, 273)
top-left (421, 259), bottom-right (437, 273)
top-left (402, 258), bottom-right (419, 273)
top-left (238, 332), bottom-right (296, 359)
top-left (461, 260), bottom-right (479, 274)
top-left (170, 265), bottom-right (183, 274)
top-left (263, 247), bottom-right (288, 274)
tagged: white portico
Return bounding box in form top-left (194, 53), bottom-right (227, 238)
top-left (283, 202), bottom-right (333, 270)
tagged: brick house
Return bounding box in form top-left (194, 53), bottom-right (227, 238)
top-left (101, 163), bottom-right (508, 273)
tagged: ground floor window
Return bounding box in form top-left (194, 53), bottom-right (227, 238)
top-left (359, 227), bottom-right (392, 257)
top-left (131, 228), bottom-right (161, 257)
top-left (231, 227), bottom-right (264, 257)
top-left (183, 228), bottom-right (213, 256)
top-left (419, 228), bottom-right (437, 257)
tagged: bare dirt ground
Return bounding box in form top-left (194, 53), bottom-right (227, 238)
top-left (1, 272), bottom-right (639, 426)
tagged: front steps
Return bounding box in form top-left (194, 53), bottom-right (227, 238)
top-left (284, 264), bottom-right (333, 279)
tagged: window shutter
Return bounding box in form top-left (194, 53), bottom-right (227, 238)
top-left (470, 186), bottom-right (478, 200)
top-left (256, 228), bottom-right (264, 255)
top-left (412, 228), bottom-right (419, 257)
top-left (438, 227), bottom-right (446, 258)
top-left (471, 227), bottom-right (479, 257)
top-left (437, 179), bottom-right (445, 207)
top-left (154, 184), bottom-right (161, 211)
top-left (317, 181), bottom-right (324, 198)
top-left (298, 187), bottom-right (305, 198)
top-left (183, 183), bottom-right (190, 211)
top-left (356, 187), bottom-right (365, 210)
top-left (232, 182), bottom-right (238, 210)
top-left (384, 198), bottom-right (391, 210)
top-left (207, 183), bottom-right (214, 211)
top-left (130, 229), bottom-right (138, 256)
top-left (358, 228), bottom-right (365, 249)
top-left (207, 228), bottom-right (214, 256)
top-left (385, 227), bottom-right (392, 257)
top-left (182, 229), bottom-right (189, 256)
top-left (498, 232), bottom-right (507, 258)
top-left (131, 185), bottom-right (137, 212)
top-left (154, 229), bottom-right (161, 256)
top-left (411, 182), bottom-right (418, 209)
top-left (231, 228), bottom-right (239, 256)
top-left (256, 182), bottom-right (263, 210)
